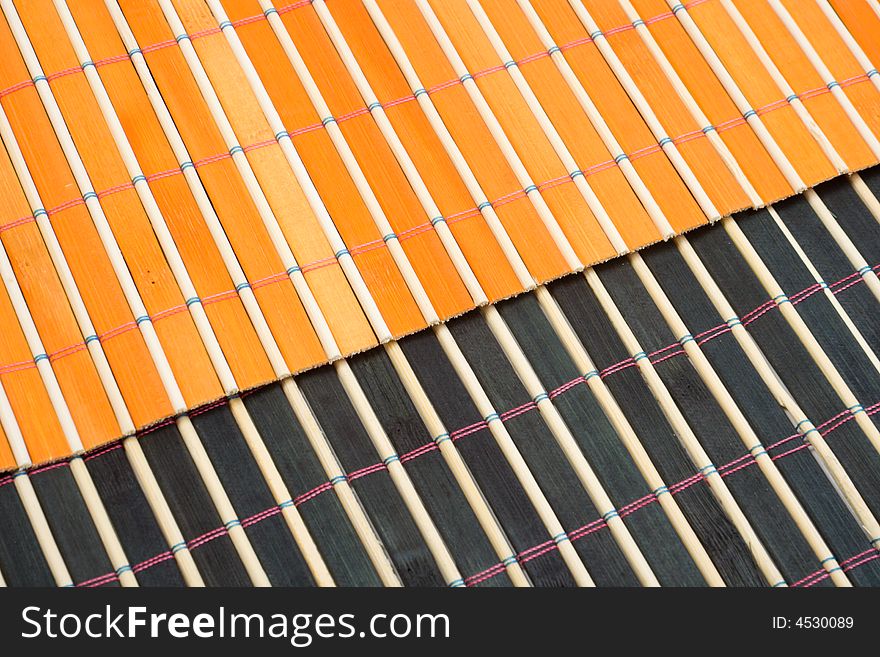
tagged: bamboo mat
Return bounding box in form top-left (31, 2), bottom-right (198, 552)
top-left (0, 0), bottom-right (879, 587)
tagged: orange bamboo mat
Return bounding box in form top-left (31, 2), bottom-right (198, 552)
top-left (0, 0), bottom-right (878, 471)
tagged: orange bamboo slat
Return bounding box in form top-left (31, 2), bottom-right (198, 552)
top-left (829, 0), bottom-right (880, 67)
top-left (167, 0), bottom-right (378, 354)
top-left (0, 17), bottom-right (173, 428)
top-left (276, 2), bottom-right (474, 320)
top-left (215, 0), bottom-right (425, 335)
top-left (779, 0), bottom-right (880, 143)
top-left (0, 138), bottom-right (120, 452)
top-left (325, 0), bottom-right (525, 300)
top-left (116, 0), bottom-right (328, 373)
top-left (16, 0), bottom-right (223, 408)
top-left (574, 0), bottom-right (752, 214)
top-left (628, 0), bottom-right (792, 203)
top-left (425, 0), bottom-right (617, 266)
top-left (69, 0), bottom-right (276, 391)
top-left (374, 0), bottom-right (572, 284)
top-left (529, 0), bottom-right (707, 235)
top-left (478, 0), bottom-right (665, 249)
top-left (734, 0), bottom-right (877, 173)
top-left (0, 274), bottom-right (68, 465)
top-left (682, 0), bottom-right (843, 181)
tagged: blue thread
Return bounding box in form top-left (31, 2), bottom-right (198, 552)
top-left (434, 433), bottom-right (451, 446)
top-left (264, 7), bottom-right (278, 17)
top-left (726, 316), bottom-right (742, 328)
top-left (180, 161), bottom-right (194, 171)
top-left (170, 541), bottom-right (187, 554)
top-left (849, 404), bottom-right (865, 415)
top-left (820, 556), bottom-right (837, 565)
top-left (743, 109), bottom-right (757, 120)
top-left (449, 579), bottom-right (466, 588)
top-left (533, 392), bottom-right (549, 404)
top-left (321, 116), bottom-right (336, 126)
top-left (430, 216), bottom-right (446, 226)
top-left (33, 353), bottom-right (49, 364)
top-left (275, 130), bottom-right (289, 141)
top-left (772, 581), bottom-right (787, 588)
top-left (589, 30), bottom-right (603, 40)
top-left (13, 470), bottom-right (27, 479)
top-left (219, 20), bottom-right (233, 30)
top-left (127, 48), bottom-right (142, 57)
top-left (33, 208), bottom-right (48, 218)
top-left (279, 499), bottom-right (295, 509)
top-left (671, 3), bottom-right (686, 13)
top-left (382, 232), bottom-right (397, 242)
top-left (548, 45), bottom-right (561, 55)
top-left (867, 68), bottom-right (878, 78)
top-left (414, 87), bottom-right (428, 98)
top-left (679, 334), bottom-right (694, 346)
top-left (524, 184), bottom-right (538, 194)
top-left (503, 60), bottom-right (517, 69)
top-left (131, 174), bottom-right (146, 185)
top-left (786, 93), bottom-right (799, 103)
top-left (229, 145), bottom-right (244, 156)
top-left (602, 509), bottom-right (619, 521)
top-left (477, 201), bottom-right (491, 211)
top-left (701, 125), bottom-right (716, 134)
top-left (185, 297), bottom-right (201, 307)
top-left (633, 351), bottom-right (648, 362)
top-left (653, 485), bottom-right (669, 497)
top-left (614, 153), bottom-right (629, 163)
top-left (135, 315), bottom-right (151, 326)
top-left (858, 265), bottom-right (871, 275)
top-left (773, 294), bottom-right (790, 305)
top-left (827, 80), bottom-right (840, 90)
top-left (286, 265), bottom-right (301, 275)
top-left (502, 555), bottom-right (518, 566)
top-left (81, 61), bottom-right (95, 70)
top-left (175, 34), bottom-right (190, 44)
top-left (83, 192), bottom-right (98, 202)
top-left (235, 281), bottom-right (251, 292)
top-left (553, 532), bottom-right (569, 544)
top-left (329, 475), bottom-right (347, 486)
top-left (367, 101), bottom-right (381, 112)
top-left (484, 412), bottom-right (500, 424)
top-left (460, 73), bottom-right (473, 83)
top-left (700, 464), bottom-right (718, 477)
top-left (795, 418), bottom-right (811, 431)
top-left (632, 18), bottom-right (645, 28)
top-left (334, 248), bottom-right (350, 259)
top-left (115, 565), bottom-right (133, 576)
top-left (224, 519), bottom-right (241, 530)
top-left (84, 334), bottom-right (100, 345)
top-left (583, 369), bottom-right (600, 381)
top-left (383, 454), bottom-right (400, 466)
top-left (658, 137), bottom-right (673, 147)
top-left (570, 169), bottom-right (584, 179)
top-left (33, 75), bottom-right (47, 84)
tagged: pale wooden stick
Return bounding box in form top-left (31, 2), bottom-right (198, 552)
top-left (718, 0), bottom-right (848, 174)
top-left (765, 0), bottom-right (880, 158)
top-left (315, 0), bottom-right (643, 583)
top-left (673, 235), bottom-right (880, 555)
top-left (767, 205), bottom-right (880, 376)
top-left (361, 0), bottom-right (535, 291)
top-left (515, 0), bottom-right (674, 237)
top-left (462, 0), bottom-right (631, 251)
top-left (103, 0), bottom-right (398, 586)
top-left (13, 473), bottom-right (73, 587)
top-left (0, 243), bottom-right (137, 587)
top-left (154, 0), bottom-right (464, 585)
top-left (1, 0), bottom-right (269, 586)
top-left (628, 252), bottom-right (851, 586)
top-left (654, 0), bottom-right (806, 193)
top-left (565, 0), bottom-right (720, 218)
top-left (814, 0), bottom-right (880, 95)
top-left (415, 0), bottom-right (584, 270)
top-left (212, 1), bottom-right (526, 586)
top-left (607, 0), bottom-right (880, 457)
top-left (366, 0), bottom-right (721, 584)
top-left (52, 0), bottom-right (333, 587)
top-left (0, 93), bottom-right (203, 588)
top-left (0, 381), bottom-right (72, 586)
top-left (584, 269), bottom-right (787, 586)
